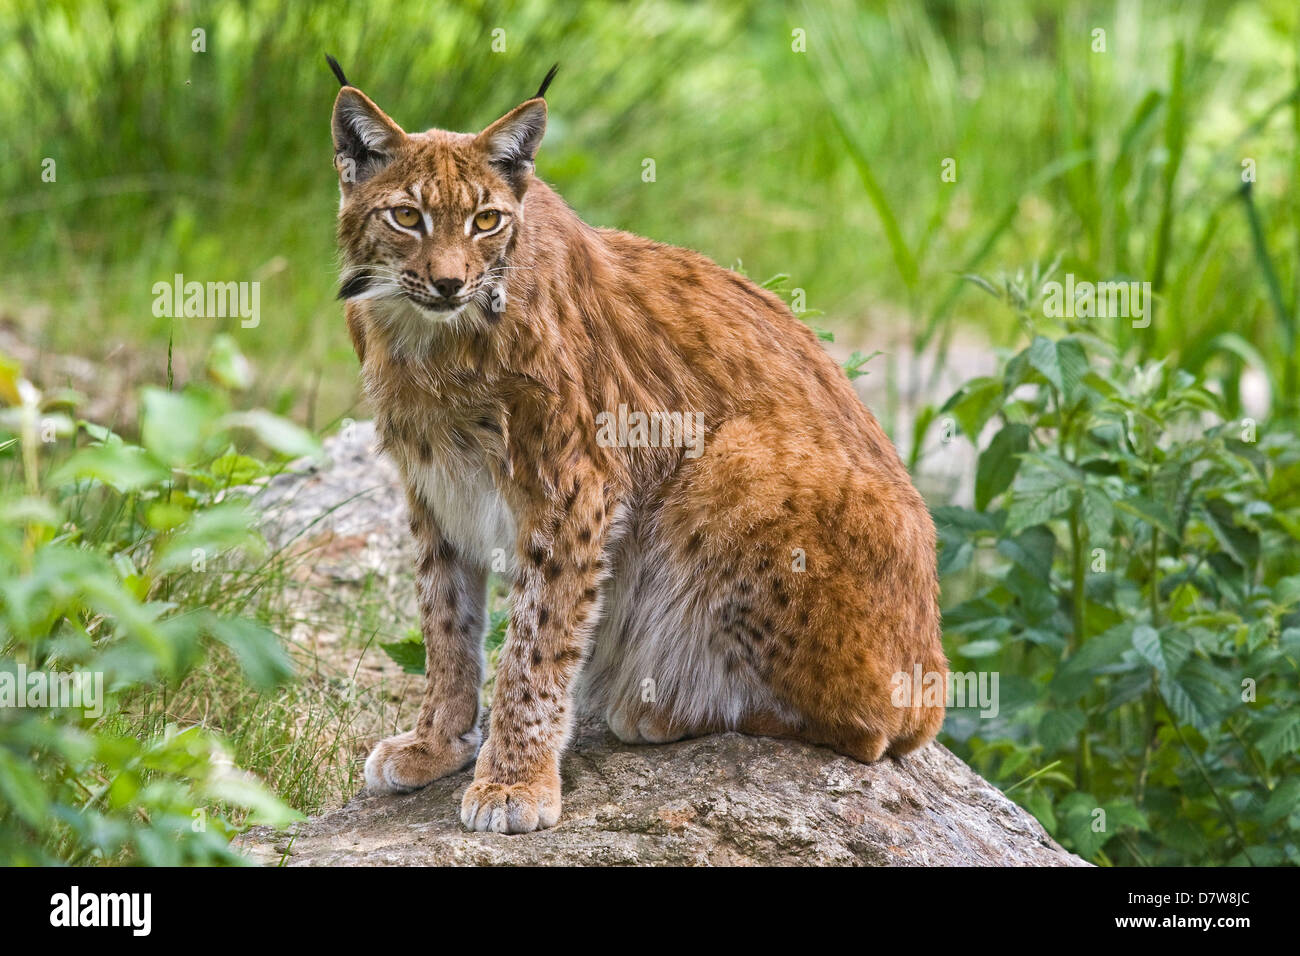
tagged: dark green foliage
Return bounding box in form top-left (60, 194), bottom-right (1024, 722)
top-left (934, 279), bottom-right (1300, 866)
top-left (0, 340), bottom-right (316, 864)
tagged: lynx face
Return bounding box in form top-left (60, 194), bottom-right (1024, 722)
top-left (332, 86), bottom-right (546, 327)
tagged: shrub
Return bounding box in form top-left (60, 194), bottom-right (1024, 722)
top-left (932, 273), bottom-right (1300, 865)
top-left (0, 339), bottom-right (317, 864)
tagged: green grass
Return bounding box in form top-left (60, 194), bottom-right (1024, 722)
top-left (4, 0), bottom-right (1296, 426)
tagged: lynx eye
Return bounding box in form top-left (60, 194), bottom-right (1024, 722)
top-left (392, 206), bottom-right (421, 228)
top-left (473, 210), bottom-right (502, 232)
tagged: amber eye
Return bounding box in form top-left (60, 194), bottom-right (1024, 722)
top-left (473, 210), bottom-right (501, 232)
top-left (392, 206), bottom-right (421, 228)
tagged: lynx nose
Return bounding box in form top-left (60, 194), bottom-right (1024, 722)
top-left (432, 277), bottom-right (464, 298)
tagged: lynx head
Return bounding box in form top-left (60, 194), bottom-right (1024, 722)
top-left (329, 59), bottom-right (555, 327)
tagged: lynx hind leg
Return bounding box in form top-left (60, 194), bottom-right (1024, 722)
top-left (779, 497), bottom-right (946, 762)
top-left (653, 415), bottom-right (947, 763)
top-left (365, 502), bottom-right (487, 793)
top-left (589, 530), bottom-right (805, 748)
top-left (604, 689), bottom-right (805, 747)
top-left (772, 501), bottom-right (946, 763)
top-left (604, 692), bottom-right (684, 745)
top-left (884, 649), bottom-right (949, 758)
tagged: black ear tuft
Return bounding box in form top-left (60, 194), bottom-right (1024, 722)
top-left (325, 53), bottom-right (350, 88)
top-left (535, 63), bottom-right (559, 99)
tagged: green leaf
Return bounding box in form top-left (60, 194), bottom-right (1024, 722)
top-left (207, 774), bottom-right (304, 828)
top-left (157, 502), bottom-right (264, 571)
top-left (206, 334), bottom-right (255, 390)
top-left (145, 501), bottom-right (192, 532)
top-left (486, 609), bottom-right (510, 652)
top-left (1202, 498), bottom-right (1259, 571)
top-left (221, 410), bottom-right (321, 460)
top-left (1024, 787), bottom-right (1057, 834)
top-left (206, 617), bottom-right (293, 688)
top-left (1131, 625), bottom-right (1164, 673)
top-left (975, 424), bottom-right (1030, 510)
top-left (908, 404), bottom-right (937, 471)
top-left (1132, 625), bottom-right (1192, 677)
top-left (997, 522), bottom-right (1057, 573)
top-left (208, 452), bottom-right (272, 487)
top-left (1056, 337), bottom-right (1090, 402)
top-left (1080, 370), bottom-right (1121, 398)
top-left (1257, 712), bottom-right (1300, 764)
top-left (1039, 709), bottom-right (1087, 752)
top-left (944, 377), bottom-right (1004, 440)
top-left (1153, 657), bottom-right (1224, 734)
top-left (1080, 486), bottom-right (1114, 542)
top-left (1115, 496), bottom-right (1179, 539)
top-left (1026, 336), bottom-right (1063, 393)
top-left (957, 638), bottom-right (1002, 658)
top-left (1260, 778), bottom-right (1300, 824)
top-left (843, 349), bottom-right (882, 381)
top-left (1274, 575), bottom-right (1300, 609)
top-left (1281, 627), bottom-right (1300, 653)
top-left (1059, 624), bottom-right (1135, 679)
top-left (0, 748), bottom-right (50, 828)
top-left (937, 534), bottom-right (973, 577)
top-left (48, 443), bottom-right (169, 492)
top-left (141, 387), bottom-right (223, 465)
top-left (380, 636), bottom-right (426, 674)
top-left (1005, 459), bottom-right (1075, 534)
top-left (997, 747), bottom-right (1033, 779)
top-left (932, 505), bottom-right (1000, 533)
top-left (1101, 799), bottom-right (1149, 832)
top-left (960, 273), bottom-right (1001, 299)
top-left (0, 496), bottom-right (62, 529)
top-left (1058, 792), bottom-right (1109, 859)
top-left (1159, 672), bottom-right (1218, 733)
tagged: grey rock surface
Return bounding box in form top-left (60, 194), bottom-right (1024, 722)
top-left (240, 422), bottom-right (1087, 866)
top-left (242, 713), bottom-right (1086, 866)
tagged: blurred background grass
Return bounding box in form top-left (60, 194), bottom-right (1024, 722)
top-left (2, 0), bottom-right (1296, 432)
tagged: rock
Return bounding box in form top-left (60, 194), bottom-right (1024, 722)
top-left (242, 713), bottom-right (1085, 866)
top-left (239, 422), bottom-right (1087, 866)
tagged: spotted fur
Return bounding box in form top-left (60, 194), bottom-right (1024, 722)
top-left (333, 72), bottom-right (947, 833)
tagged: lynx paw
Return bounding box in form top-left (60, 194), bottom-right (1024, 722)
top-left (460, 775), bottom-right (561, 834)
top-left (364, 729), bottom-right (479, 794)
top-left (606, 704), bottom-right (688, 745)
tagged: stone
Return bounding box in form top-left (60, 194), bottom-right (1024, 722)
top-left (242, 712), bottom-right (1086, 866)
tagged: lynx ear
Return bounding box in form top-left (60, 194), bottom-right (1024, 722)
top-left (477, 99), bottom-right (547, 196)
top-left (331, 87), bottom-right (405, 191)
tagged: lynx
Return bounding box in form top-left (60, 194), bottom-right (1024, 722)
top-left (328, 58), bottom-right (947, 833)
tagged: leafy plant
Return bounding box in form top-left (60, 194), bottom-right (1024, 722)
top-left (934, 274), bottom-right (1300, 865)
top-left (0, 341), bottom-right (319, 864)
top-left (381, 607), bottom-right (511, 708)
